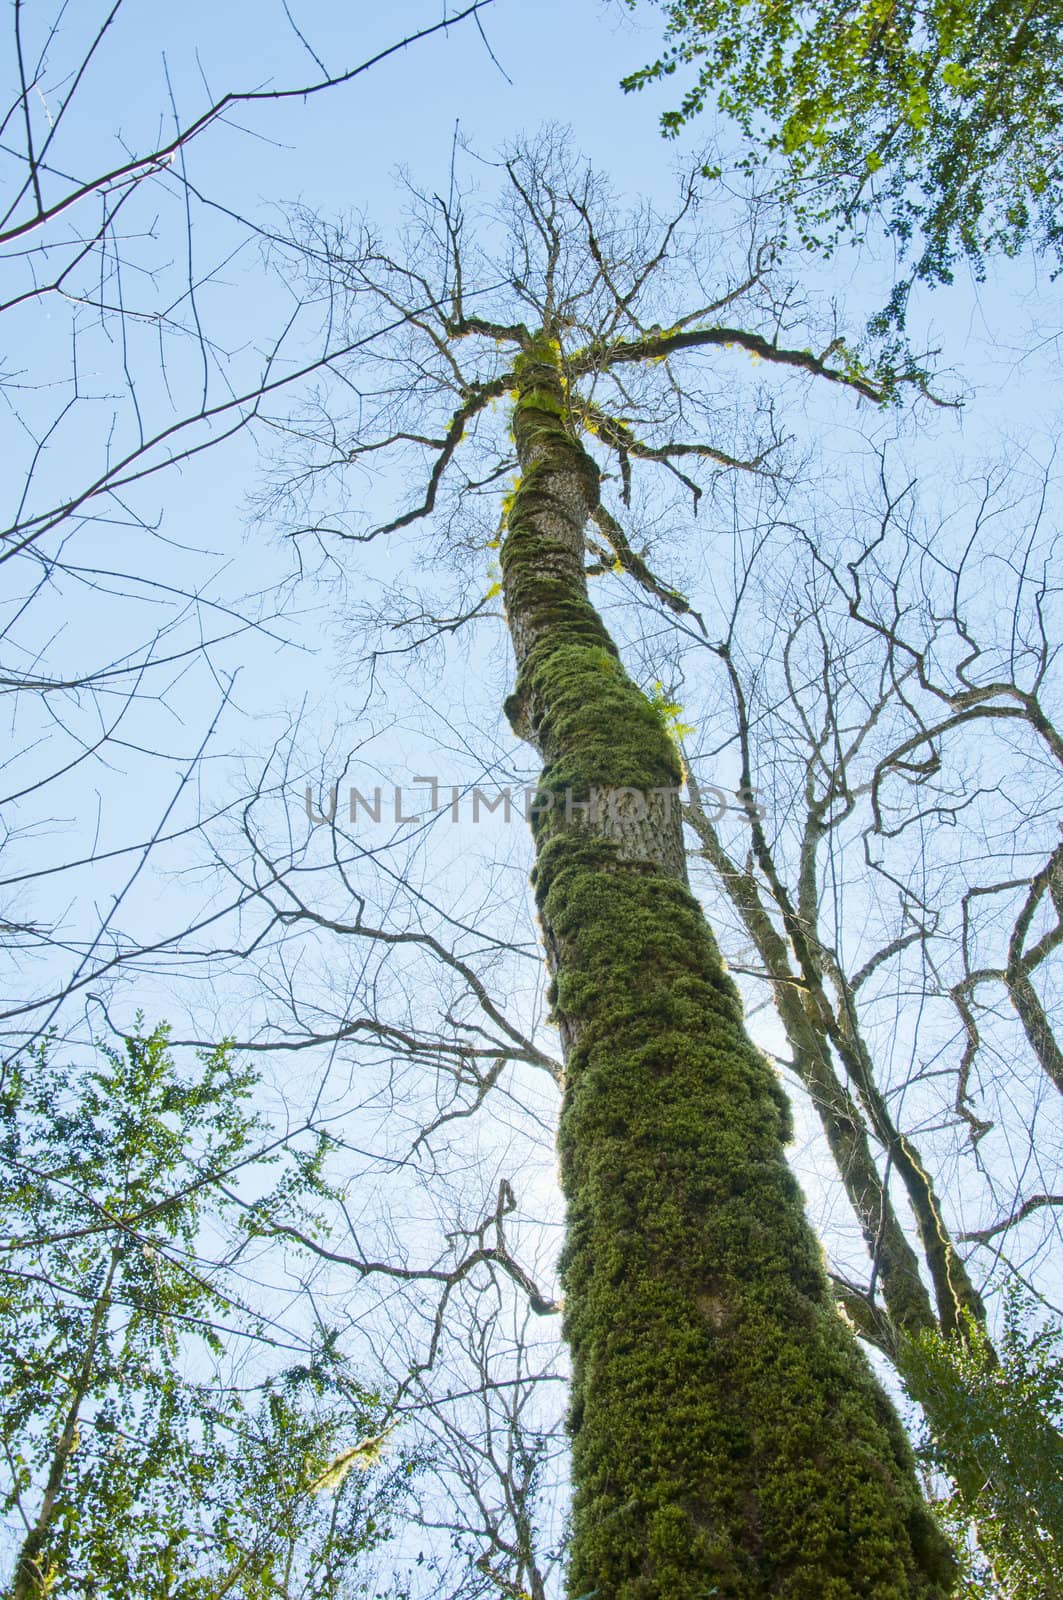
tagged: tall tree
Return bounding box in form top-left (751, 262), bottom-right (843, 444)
top-left (503, 333), bottom-right (949, 1600)
top-left (263, 136), bottom-right (959, 1597)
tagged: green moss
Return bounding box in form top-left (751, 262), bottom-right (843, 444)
top-left (501, 343), bottom-right (681, 811)
top-left (499, 329), bottom-right (956, 1598)
top-left (515, 385), bottom-right (567, 418)
top-left (550, 866), bottom-right (955, 1599)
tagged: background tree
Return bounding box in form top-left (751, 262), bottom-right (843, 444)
top-left (664, 442), bottom-right (1063, 1588)
top-left (1, 15), bottom-right (525, 1572)
top-left (901, 1288), bottom-right (1063, 1600)
top-left (0, 1019), bottom-right (405, 1599)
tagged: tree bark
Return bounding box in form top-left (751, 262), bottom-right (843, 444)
top-left (500, 336), bottom-right (956, 1599)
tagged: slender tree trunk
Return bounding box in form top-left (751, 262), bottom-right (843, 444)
top-left (500, 336), bottom-right (956, 1599)
top-left (11, 1249), bottom-right (119, 1600)
top-left (1006, 966), bottom-right (1063, 1096)
top-left (682, 792), bottom-right (939, 1351)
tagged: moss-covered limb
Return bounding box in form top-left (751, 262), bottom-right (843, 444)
top-left (369, 371), bottom-right (514, 540)
top-left (578, 394), bottom-right (768, 485)
top-left (589, 504), bottom-right (707, 632)
top-left (444, 312), bottom-right (531, 345)
top-left (799, 886), bottom-right (985, 1337)
top-left (568, 325), bottom-right (887, 402)
top-left (818, 954), bottom-right (987, 1339)
top-left (500, 333), bottom-right (956, 1597)
top-left (831, 1274), bottom-right (901, 1356)
top-left (810, 981), bottom-right (984, 1343)
top-left (949, 838), bottom-right (1063, 1107)
top-left (1004, 964), bottom-right (1063, 1096)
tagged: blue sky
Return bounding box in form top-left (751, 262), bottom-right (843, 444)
top-left (4, 0), bottom-right (1060, 1165)
top-left (3, 8), bottom-right (1061, 1589)
top-left (5, 0), bottom-right (1060, 1128)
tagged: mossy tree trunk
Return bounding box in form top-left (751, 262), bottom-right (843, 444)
top-left (500, 336), bottom-right (957, 1599)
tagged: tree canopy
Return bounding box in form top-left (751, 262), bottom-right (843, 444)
top-left (624, 0), bottom-right (1063, 317)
